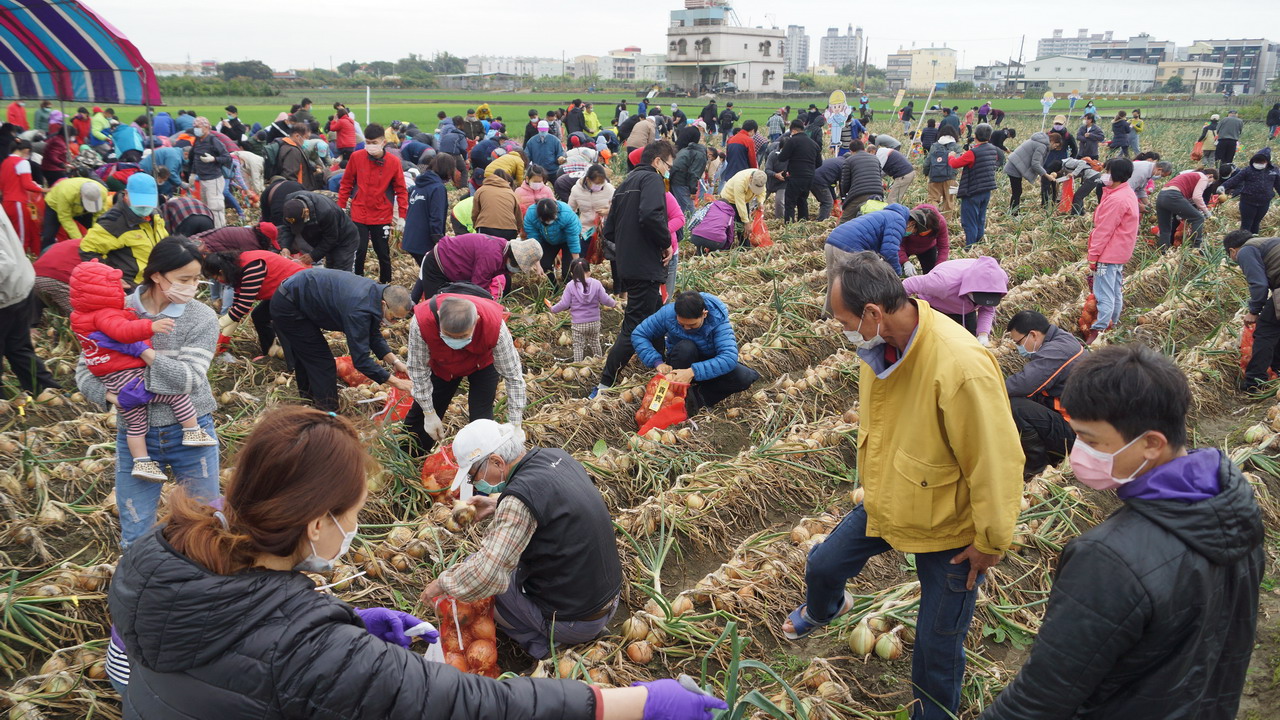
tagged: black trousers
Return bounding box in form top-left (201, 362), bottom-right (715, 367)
top-left (784, 176), bottom-right (812, 222)
top-left (908, 246), bottom-right (939, 274)
top-left (412, 251), bottom-right (452, 303)
top-left (41, 206), bottom-right (93, 252)
top-left (1010, 397), bottom-right (1075, 478)
top-left (174, 214), bottom-right (215, 237)
top-left (1245, 300), bottom-right (1280, 385)
top-left (355, 222), bottom-right (392, 283)
top-left (0, 293), bottom-right (61, 396)
top-left (601, 278), bottom-right (664, 386)
top-left (667, 339), bottom-right (760, 413)
top-left (43, 170), bottom-right (66, 186)
top-left (249, 297), bottom-right (276, 356)
top-left (1215, 138), bottom-right (1238, 167)
top-left (539, 241), bottom-right (573, 284)
top-left (402, 364), bottom-right (499, 456)
top-left (476, 226), bottom-right (518, 240)
top-left (1009, 176), bottom-right (1024, 211)
top-left (812, 183), bottom-right (835, 219)
top-left (338, 148), bottom-right (354, 168)
top-left (450, 217), bottom-right (469, 236)
top-left (1070, 175), bottom-right (1102, 216)
top-left (945, 311), bottom-right (978, 335)
top-left (271, 290), bottom-right (339, 411)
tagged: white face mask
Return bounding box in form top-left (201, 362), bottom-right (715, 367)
top-left (193, 128), bottom-right (205, 137)
top-left (1254, 163), bottom-right (1267, 171)
top-left (843, 314), bottom-right (885, 351)
top-left (293, 513), bottom-right (357, 573)
top-left (592, 183), bottom-right (606, 192)
top-left (1100, 173), bottom-right (1113, 186)
top-left (366, 143), bottom-right (384, 157)
top-left (529, 181), bottom-right (545, 191)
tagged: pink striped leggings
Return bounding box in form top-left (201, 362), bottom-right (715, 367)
top-left (102, 368), bottom-right (196, 438)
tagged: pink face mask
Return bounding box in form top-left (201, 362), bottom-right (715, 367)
top-left (1068, 433), bottom-right (1149, 491)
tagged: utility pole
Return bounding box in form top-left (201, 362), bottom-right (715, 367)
top-left (860, 41), bottom-right (868, 91)
top-left (1014, 35), bottom-right (1025, 95)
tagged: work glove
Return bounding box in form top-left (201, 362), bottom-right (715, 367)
top-left (422, 411), bottom-right (444, 442)
top-left (511, 421), bottom-right (525, 445)
top-left (353, 607), bottom-right (434, 648)
top-left (200, 153), bottom-right (214, 163)
top-left (634, 677), bottom-right (728, 720)
top-left (218, 314), bottom-right (240, 336)
top-left (902, 261), bottom-right (917, 277)
top-left (88, 331), bottom-right (149, 357)
top-left (115, 376), bottom-right (154, 410)
top-left (977, 333), bottom-right (990, 347)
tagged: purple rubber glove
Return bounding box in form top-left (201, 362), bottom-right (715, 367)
top-left (634, 677), bottom-right (728, 720)
top-left (115, 376), bottom-right (154, 410)
top-left (89, 331), bottom-right (150, 358)
top-left (354, 607), bottom-right (430, 648)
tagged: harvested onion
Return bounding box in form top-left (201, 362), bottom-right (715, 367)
top-left (848, 619), bottom-right (877, 657)
top-left (626, 641), bottom-right (654, 664)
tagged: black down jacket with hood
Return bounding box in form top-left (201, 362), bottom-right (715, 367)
top-left (109, 529), bottom-right (597, 719)
top-left (979, 451), bottom-right (1264, 720)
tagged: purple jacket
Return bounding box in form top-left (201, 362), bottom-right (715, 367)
top-left (900, 256), bottom-right (1009, 334)
top-left (550, 276), bottom-right (616, 324)
top-left (690, 200), bottom-right (736, 251)
top-left (433, 233), bottom-right (509, 289)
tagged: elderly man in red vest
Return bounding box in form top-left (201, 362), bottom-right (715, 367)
top-left (404, 292), bottom-right (527, 456)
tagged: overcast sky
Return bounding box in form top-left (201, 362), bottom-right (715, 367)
top-left (92, 0), bottom-right (1262, 72)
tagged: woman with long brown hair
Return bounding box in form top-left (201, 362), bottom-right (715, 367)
top-left (108, 406), bottom-right (724, 719)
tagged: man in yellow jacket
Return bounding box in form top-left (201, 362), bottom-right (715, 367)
top-left (79, 173), bottom-right (168, 287)
top-left (784, 251), bottom-right (1023, 720)
top-left (41, 177), bottom-right (106, 250)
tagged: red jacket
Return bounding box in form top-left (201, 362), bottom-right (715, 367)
top-left (69, 261), bottom-right (152, 376)
top-left (414, 294), bottom-right (507, 381)
top-left (72, 115), bottom-right (91, 144)
top-left (242, 250), bottom-right (304, 299)
top-left (41, 133), bottom-right (68, 172)
top-left (0, 154), bottom-right (43, 201)
top-left (332, 114), bottom-right (358, 149)
top-left (6, 102), bottom-right (26, 128)
top-left (33, 238), bottom-right (82, 283)
top-left (338, 149), bottom-right (409, 224)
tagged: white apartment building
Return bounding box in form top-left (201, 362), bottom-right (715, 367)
top-left (1021, 55), bottom-right (1157, 93)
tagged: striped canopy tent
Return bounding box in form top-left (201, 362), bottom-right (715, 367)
top-left (0, 0), bottom-right (161, 106)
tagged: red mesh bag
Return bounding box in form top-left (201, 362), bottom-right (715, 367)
top-left (635, 374), bottom-right (691, 435)
top-left (374, 383), bottom-right (414, 424)
top-left (1078, 293), bottom-right (1098, 336)
top-left (831, 197), bottom-right (843, 218)
top-left (1241, 323), bottom-right (1255, 375)
top-left (420, 446), bottom-right (460, 504)
top-left (1057, 177), bottom-right (1074, 214)
top-left (334, 355), bottom-right (372, 386)
top-left (1190, 141), bottom-right (1204, 162)
top-left (434, 596), bottom-right (499, 678)
top-left (748, 208), bottom-right (773, 247)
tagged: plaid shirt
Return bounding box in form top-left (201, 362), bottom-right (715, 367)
top-left (161, 195), bottom-right (213, 230)
top-left (406, 320), bottom-right (526, 423)
top-left (438, 497), bottom-right (537, 601)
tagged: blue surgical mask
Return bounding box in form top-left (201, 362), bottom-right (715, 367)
top-left (441, 332), bottom-right (472, 350)
top-left (1015, 333), bottom-right (1040, 357)
top-left (293, 513), bottom-right (357, 573)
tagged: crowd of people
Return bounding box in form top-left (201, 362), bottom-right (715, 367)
top-left (0, 91), bottom-right (1274, 720)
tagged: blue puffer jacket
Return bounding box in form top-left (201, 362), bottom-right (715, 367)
top-left (403, 170), bottom-right (448, 255)
top-left (825, 204), bottom-right (910, 274)
top-left (633, 292), bottom-right (739, 381)
top-left (523, 201), bottom-right (582, 254)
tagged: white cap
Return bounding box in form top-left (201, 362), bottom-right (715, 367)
top-left (449, 419), bottom-right (515, 492)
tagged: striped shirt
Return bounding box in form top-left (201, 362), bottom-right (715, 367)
top-left (106, 629), bottom-right (130, 686)
top-left (227, 259), bottom-right (267, 323)
top-left (406, 321), bottom-right (526, 424)
top-left (438, 498), bottom-right (537, 601)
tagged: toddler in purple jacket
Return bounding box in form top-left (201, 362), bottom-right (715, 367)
top-left (546, 259), bottom-right (618, 361)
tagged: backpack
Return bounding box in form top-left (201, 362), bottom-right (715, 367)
top-left (618, 114), bottom-right (642, 142)
top-left (261, 139), bottom-right (282, 181)
top-left (926, 144), bottom-right (954, 183)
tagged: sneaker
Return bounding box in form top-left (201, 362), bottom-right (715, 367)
top-left (587, 386), bottom-right (602, 400)
top-left (182, 427), bottom-right (217, 447)
top-left (132, 459), bottom-right (166, 482)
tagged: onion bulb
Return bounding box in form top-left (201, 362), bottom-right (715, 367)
top-left (625, 641), bottom-right (654, 664)
top-left (790, 525), bottom-right (811, 544)
top-left (848, 619), bottom-right (877, 657)
top-left (1245, 424), bottom-right (1270, 444)
top-left (450, 501), bottom-right (477, 527)
top-left (817, 681), bottom-right (844, 702)
top-left (465, 638), bottom-right (498, 669)
top-left (621, 616), bottom-right (649, 642)
top-left (470, 615), bottom-right (497, 641)
top-left (444, 651), bottom-right (469, 672)
top-left (874, 628), bottom-right (904, 660)
top-left (671, 594), bottom-right (694, 616)
top-left (850, 487), bottom-right (865, 505)
top-left (866, 615), bottom-right (890, 633)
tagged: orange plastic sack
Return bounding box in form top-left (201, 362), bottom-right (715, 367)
top-left (334, 355), bottom-right (373, 386)
top-left (748, 209), bottom-right (773, 248)
top-left (635, 374), bottom-right (691, 435)
top-left (434, 596), bottom-right (500, 678)
top-left (585, 216), bottom-right (606, 264)
top-left (374, 384), bottom-right (414, 424)
top-left (1057, 177), bottom-right (1074, 214)
top-left (831, 197), bottom-right (843, 218)
top-left (1241, 323), bottom-right (1255, 375)
top-left (1190, 141), bottom-right (1204, 162)
top-left (420, 446), bottom-right (460, 504)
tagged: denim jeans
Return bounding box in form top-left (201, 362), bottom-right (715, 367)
top-left (804, 505), bottom-right (980, 720)
top-left (114, 414), bottom-right (220, 547)
top-left (1091, 263), bottom-right (1123, 330)
top-left (960, 191), bottom-right (991, 245)
top-left (674, 187), bottom-right (696, 218)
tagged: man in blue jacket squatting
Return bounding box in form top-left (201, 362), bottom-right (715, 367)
top-left (631, 290), bottom-right (760, 413)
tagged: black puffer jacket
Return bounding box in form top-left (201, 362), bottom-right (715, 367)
top-left (839, 151), bottom-right (884, 200)
top-left (109, 529), bottom-right (597, 719)
top-left (980, 451), bottom-right (1264, 720)
top-left (276, 191), bottom-right (359, 269)
top-left (602, 164), bottom-right (669, 283)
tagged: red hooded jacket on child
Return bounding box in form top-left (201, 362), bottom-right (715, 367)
top-left (70, 261), bottom-right (154, 376)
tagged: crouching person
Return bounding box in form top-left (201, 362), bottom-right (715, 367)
top-left (979, 344), bottom-right (1264, 720)
top-left (1003, 311), bottom-right (1087, 477)
top-left (421, 420), bottom-right (624, 660)
top-left (631, 291), bottom-right (760, 415)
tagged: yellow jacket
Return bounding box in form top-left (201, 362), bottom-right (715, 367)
top-left (856, 301), bottom-right (1023, 555)
top-left (44, 178), bottom-right (107, 240)
top-left (484, 153), bottom-right (525, 188)
top-left (720, 169), bottom-right (764, 221)
top-left (79, 204), bottom-right (168, 286)
top-left (583, 111), bottom-right (602, 135)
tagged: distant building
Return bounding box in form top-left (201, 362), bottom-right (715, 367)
top-left (637, 53), bottom-right (668, 82)
top-left (665, 2), bottom-right (784, 92)
top-left (597, 48), bottom-right (642, 81)
top-left (955, 68), bottom-right (976, 85)
top-left (1156, 61), bottom-right (1223, 95)
top-left (819, 25), bottom-right (863, 72)
top-left (438, 73), bottom-right (521, 92)
top-left (1021, 56), bottom-right (1156, 94)
top-left (784, 25), bottom-right (810, 75)
top-left (1037, 29), bottom-right (1113, 59)
top-left (973, 61), bottom-right (1023, 90)
top-left (1087, 34), bottom-right (1175, 66)
top-left (569, 55), bottom-right (599, 79)
top-left (885, 49), bottom-right (912, 91)
top-left (909, 47), bottom-right (957, 90)
top-left (1187, 38), bottom-right (1280, 94)
top-left (153, 61), bottom-right (218, 78)
top-left (466, 56), bottom-right (560, 77)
